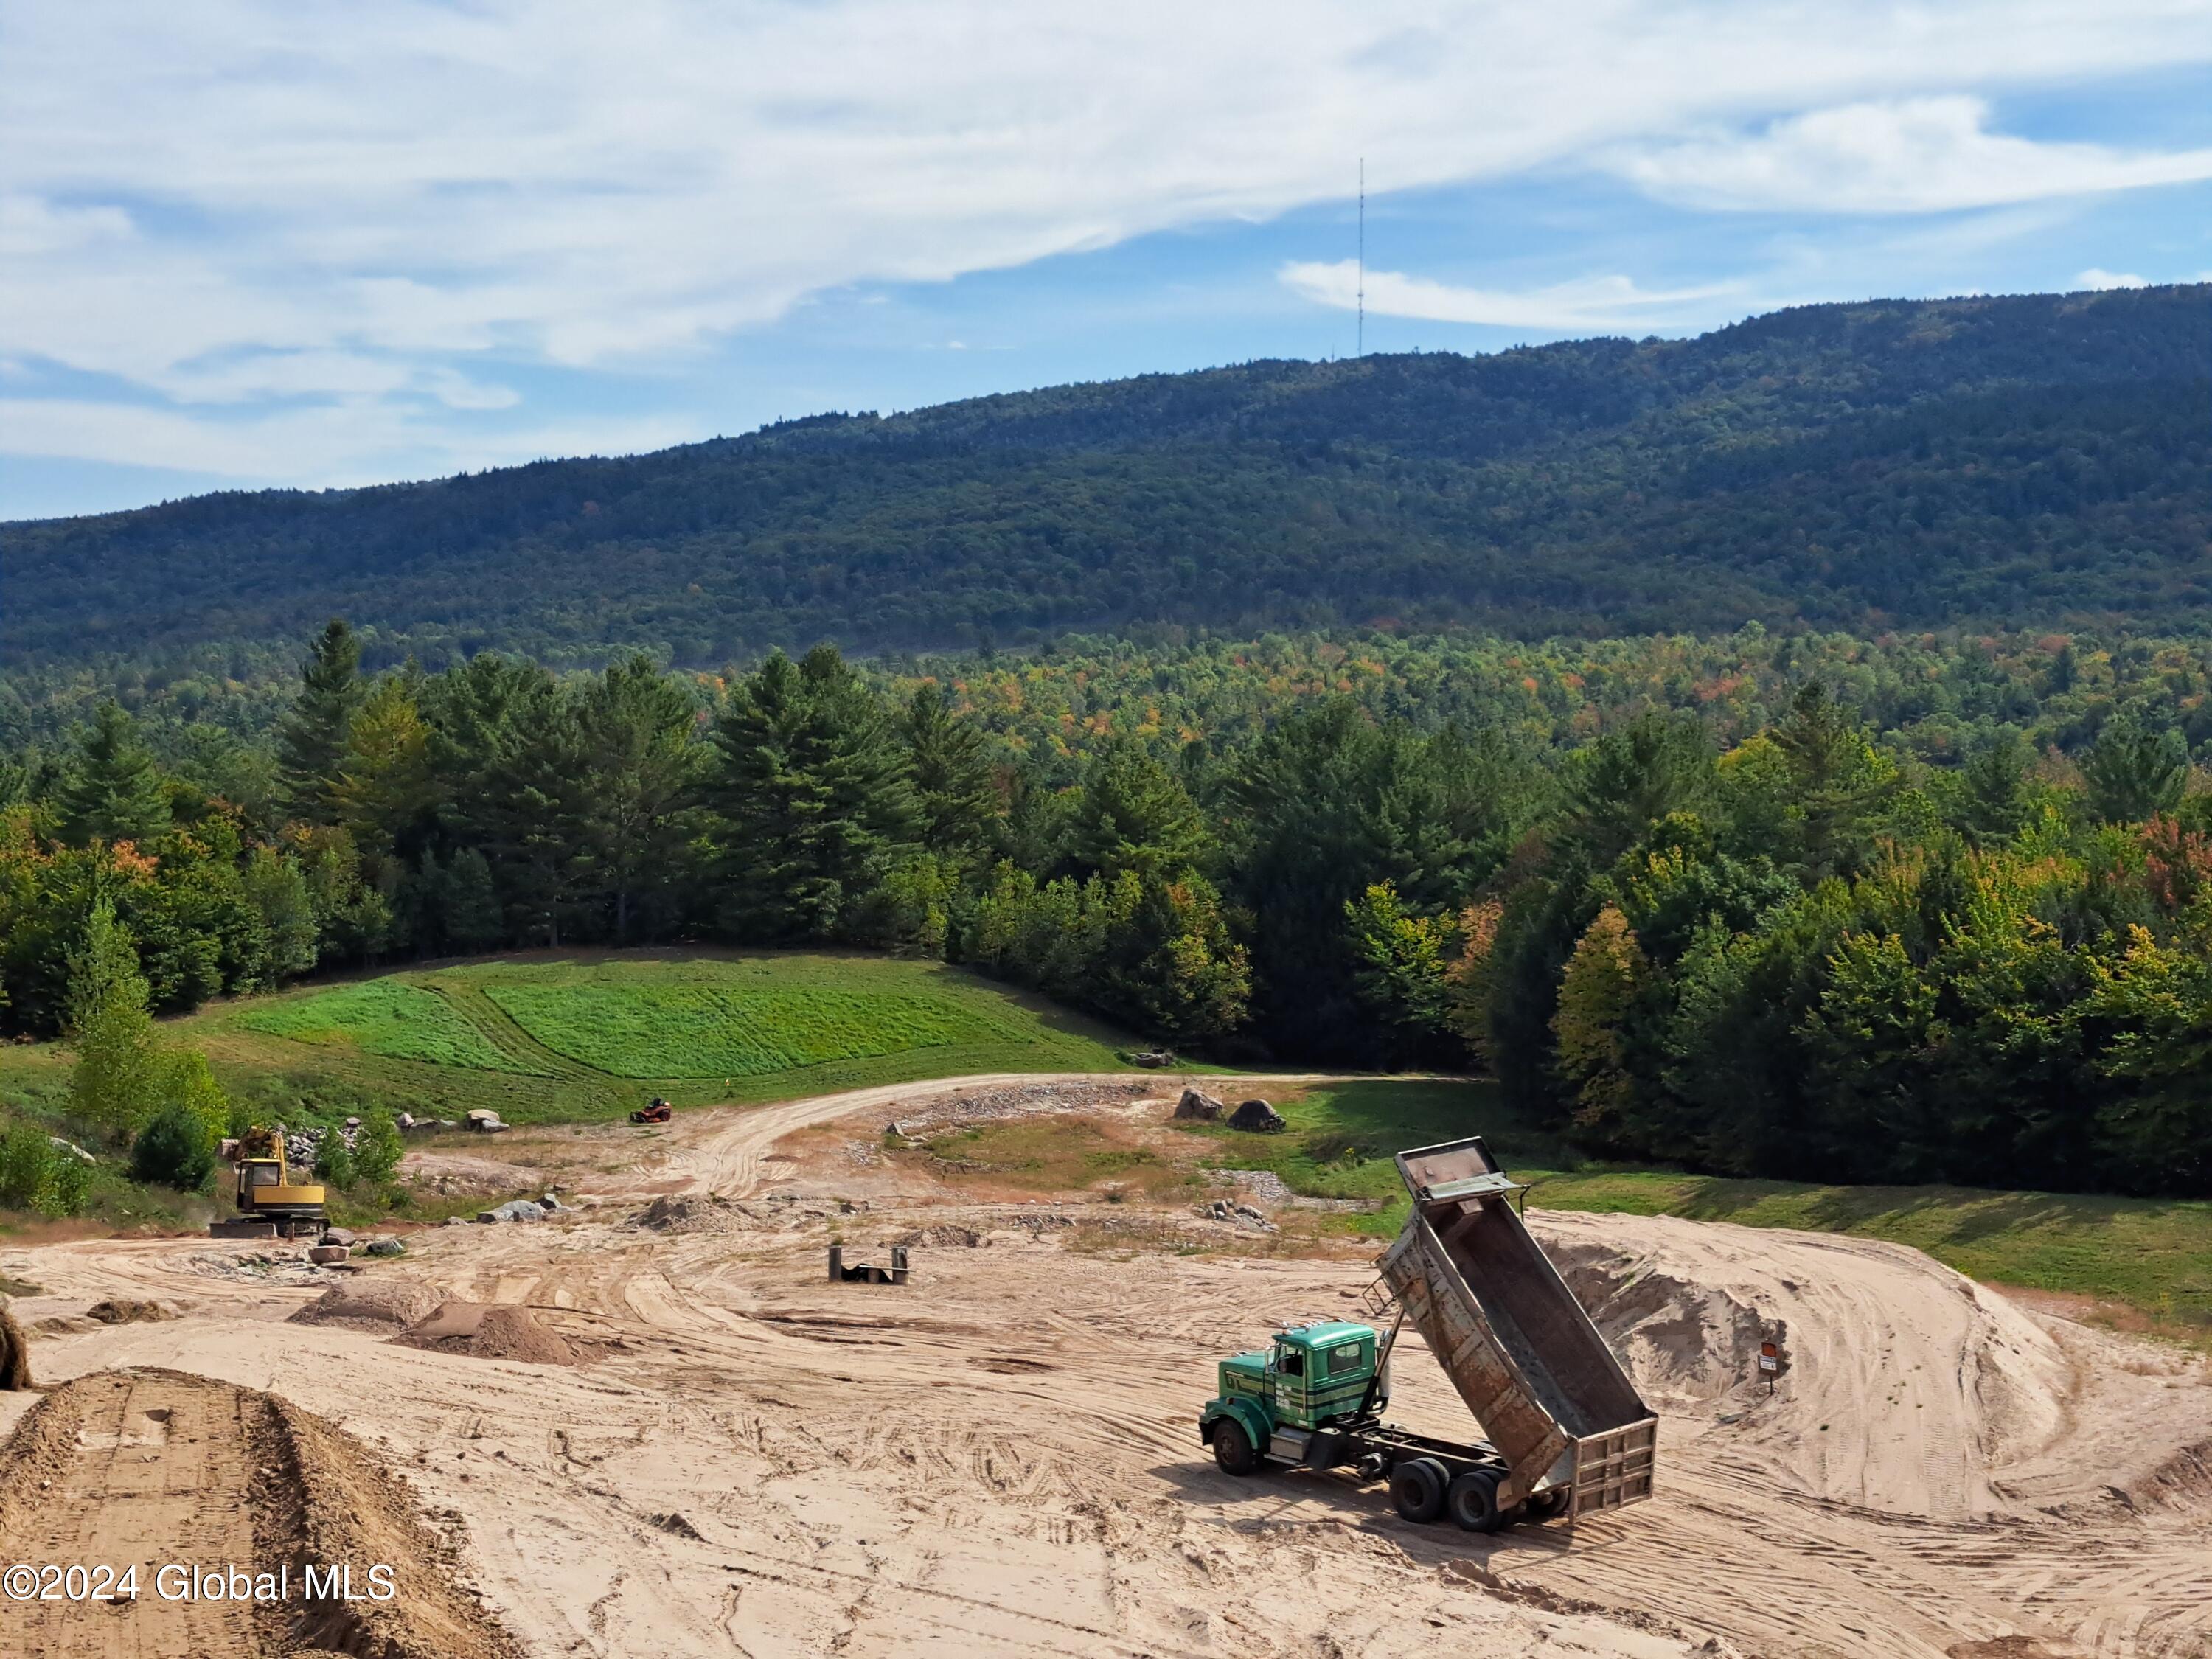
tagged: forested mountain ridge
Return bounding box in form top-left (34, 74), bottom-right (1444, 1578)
top-left (5, 284), bottom-right (2206, 667)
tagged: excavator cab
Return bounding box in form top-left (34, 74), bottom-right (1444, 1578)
top-left (211, 1127), bottom-right (327, 1239)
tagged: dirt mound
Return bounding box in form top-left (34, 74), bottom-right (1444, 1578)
top-left (260, 1386), bottom-right (526, 1659)
top-left (0, 1369), bottom-right (523, 1659)
top-left (0, 1307), bottom-right (29, 1390)
top-left (893, 1223), bottom-right (985, 1247)
top-left (2126, 1438), bottom-right (2212, 1514)
top-left (85, 1297), bottom-right (173, 1324)
top-left (288, 1278), bottom-right (447, 1333)
top-left (397, 1301), bottom-right (578, 1366)
top-left (632, 1192), bottom-right (745, 1234)
top-left (1546, 1237), bottom-right (1779, 1405)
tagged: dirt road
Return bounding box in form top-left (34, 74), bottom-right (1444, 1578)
top-left (3, 1074), bottom-right (2206, 1659)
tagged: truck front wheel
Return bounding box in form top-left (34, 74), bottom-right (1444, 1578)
top-left (1211, 1420), bottom-right (1259, 1476)
top-left (1388, 1457), bottom-right (1449, 1523)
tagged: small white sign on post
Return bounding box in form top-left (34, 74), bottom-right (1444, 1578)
top-left (1756, 1340), bottom-right (1783, 1386)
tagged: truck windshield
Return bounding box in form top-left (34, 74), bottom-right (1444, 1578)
top-left (248, 1166), bottom-right (281, 1187)
top-left (1329, 1343), bottom-right (1365, 1376)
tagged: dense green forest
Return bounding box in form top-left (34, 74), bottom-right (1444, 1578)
top-left (4, 285), bottom-right (2206, 672)
top-left (8, 620), bottom-right (2212, 1200)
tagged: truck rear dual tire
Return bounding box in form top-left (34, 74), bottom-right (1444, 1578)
top-left (1211, 1420), bottom-right (1259, 1477)
top-left (1447, 1470), bottom-right (1507, 1533)
top-left (1388, 1457), bottom-right (1450, 1523)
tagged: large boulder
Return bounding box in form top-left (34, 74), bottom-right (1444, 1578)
top-left (1173, 1088), bottom-right (1224, 1121)
top-left (1228, 1098), bottom-right (1287, 1133)
top-left (478, 1198), bottom-right (546, 1223)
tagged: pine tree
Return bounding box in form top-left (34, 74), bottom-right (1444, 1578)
top-left (708, 648), bottom-right (919, 940)
top-left (66, 895), bottom-right (160, 1136)
top-left (1071, 740), bottom-right (1205, 878)
top-left (573, 655), bottom-right (700, 942)
top-left (55, 702), bottom-right (170, 848)
top-left (330, 672), bottom-right (435, 853)
top-left (278, 619), bottom-right (365, 823)
top-left (442, 848), bottom-right (506, 952)
top-left (902, 684), bottom-right (999, 862)
top-left (2081, 715), bottom-right (2188, 824)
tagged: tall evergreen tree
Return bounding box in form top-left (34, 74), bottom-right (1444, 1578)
top-left (707, 647), bottom-right (919, 941)
top-left (331, 671), bottom-right (437, 855)
top-left (55, 701), bottom-right (170, 848)
top-left (277, 619), bottom-right (365, 823)
top-left (573, 655), bottom-right (701, 941)
top-left (1070, 741), bottom-right (1205, 879)
top-left (902, 684), bottom-right (999, 863)
top-left (2081, 714), bottom-right (2188, 824)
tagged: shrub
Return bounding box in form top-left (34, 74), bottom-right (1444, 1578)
top-left (352, 1113), bottom-right (402, 1186)
top-left (315, 1133), bottom-right (356, 1189)
top-left (131, 1102), bottom-right (218, 1191)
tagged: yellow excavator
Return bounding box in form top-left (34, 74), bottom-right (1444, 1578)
top-left (209, 1125), bottom-right (327, 1239)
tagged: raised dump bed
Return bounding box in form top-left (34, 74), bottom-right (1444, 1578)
top-left (1379, 1136), bottom-right (1656, 1520)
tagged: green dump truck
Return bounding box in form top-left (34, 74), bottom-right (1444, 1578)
top-left (1199, 1135), bottom-right (1657, 1532)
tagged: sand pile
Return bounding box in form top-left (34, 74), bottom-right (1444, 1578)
top-left (1547, 1238), bottom-right (1779, 1405)
top-left (397, 1301), bottom-right (578, 1366)
top-left (85, 1298), bottom-right (173, 1325)
top-left (631, 1192), bottom-right (745, 1234)
top-left (288, 1279), bottom-right (446, 1334)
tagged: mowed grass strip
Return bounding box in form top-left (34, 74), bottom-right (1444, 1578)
top-left (238, 981), bottom-right (543, 1074)
top-left (1176, 1079), bottom-right (2212, 1344)
top-left (484, 981), bottom-right (1014, 1079)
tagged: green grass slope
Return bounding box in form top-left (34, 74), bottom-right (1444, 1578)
top-left (188, 949), bottom-right (1137, 1125)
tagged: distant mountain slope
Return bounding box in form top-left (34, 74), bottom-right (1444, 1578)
top-left (4, 285), bottom-right (2206, 666)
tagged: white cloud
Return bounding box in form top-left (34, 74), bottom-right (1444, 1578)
top-left (0, 396), bottom-right (695, 485)
top-left (1618, 97), bottom-right (2212, 214)
top-left (2076, 267), bottom-right (2151, 289)
top-left (4, 1), bottom-right (2212, 484)
top-left (1280, 261), bottom-right (1743, 332)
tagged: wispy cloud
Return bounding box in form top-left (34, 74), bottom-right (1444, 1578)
top-left (5, 1), bottom-right (2212, 493)
top-left (2076, 267), bottom-right (2151, 289)
top-left (1616, 97), bottom-right (2212, 214)
top-left (1279, 262), bottom-right (1745, 333)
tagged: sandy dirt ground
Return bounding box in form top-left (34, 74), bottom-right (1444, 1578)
top-left (1, 1073), bottom-right (2206, 1659)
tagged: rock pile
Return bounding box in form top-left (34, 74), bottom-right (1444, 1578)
top-left (632, 1194), bottom-right (745, 1234)
top-left (1199, 1199), bottom-right (1277, 1232)
top-left (476, 1193), bottom-right (564, 1223)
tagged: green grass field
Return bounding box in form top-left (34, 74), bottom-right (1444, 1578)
top-left (240, 979), bottom-right (544, 1073)
top-left (0, 950), bottom-right (1140, 1136)
top-left (1177, 1079), bottom-right (2212, 1345)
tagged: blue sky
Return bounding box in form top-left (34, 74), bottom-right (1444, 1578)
top-left (3, 1), bottom-right (2210, 521)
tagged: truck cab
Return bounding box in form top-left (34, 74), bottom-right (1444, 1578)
top-left (1202, 1320), bottom-right (1382, 1470)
